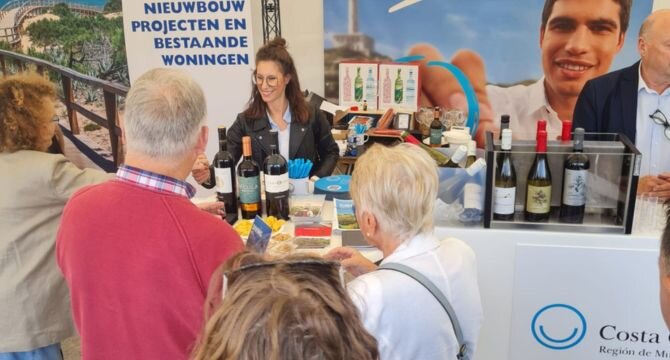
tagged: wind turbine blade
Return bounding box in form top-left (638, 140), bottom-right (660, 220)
top-left (388, 0), bottom-right (422, 13)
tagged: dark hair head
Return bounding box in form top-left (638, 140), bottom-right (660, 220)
top-left (244, 37), bottom-right (309, 124)
top-left (541, 0), bottom-right (632, 34)
top-left (192, 251), bottom-right (379, 360)
top-left (662, 200), bottom-right (670, 274)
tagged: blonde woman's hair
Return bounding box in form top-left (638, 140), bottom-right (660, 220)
top-left (124, 68), bottom-right (206, 160)
top-left (192, 251), bottom-right (379, 360)
top-left (0, 72), bottom-right (57, 152)
top-left (351, 143), bottom-right (439, 241)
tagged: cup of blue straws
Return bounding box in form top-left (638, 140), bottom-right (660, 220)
top-left (288, 159), bottom-right (313, 195)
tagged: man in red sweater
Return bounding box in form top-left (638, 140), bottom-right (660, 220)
top-left (56, 68), bottom-right (243, 359)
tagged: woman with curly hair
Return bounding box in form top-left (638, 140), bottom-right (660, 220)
top-left (0, 72), bottom-right (110, 359)
top-left (191, 251), bottom-right (379, 360)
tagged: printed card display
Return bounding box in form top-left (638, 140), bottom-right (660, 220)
top-left (339, 62), bottom-right (378, 110)
top-left (246, 216), bottom-right (272, 254)
top-left (378, 63), bottom-right (420, 112)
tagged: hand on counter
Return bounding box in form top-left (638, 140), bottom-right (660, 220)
top-left (408, 44), bottom-right (497, 146)
top-left (196, 201), bottom-right (225, 217)
top-left (638, 174), bottom-right (670, 200)
top-left (325, 247), bottom-right (378, 277)
top-left (192, 153), bottom-right (212, 184)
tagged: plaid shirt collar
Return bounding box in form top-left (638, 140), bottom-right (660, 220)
top-left (116, 164), bottom-right (196, 199)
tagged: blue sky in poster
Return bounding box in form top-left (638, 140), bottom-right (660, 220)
top-left (324, 0), bottom-right (652, 85)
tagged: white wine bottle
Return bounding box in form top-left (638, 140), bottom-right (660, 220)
top-left (494, 129), bottom-right (516, 221)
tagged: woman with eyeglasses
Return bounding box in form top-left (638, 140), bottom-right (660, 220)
top-left (0, 73), bottom-right (111, 359)
top-left (326, 143), bottom-right (484, 360)
top-left (192, 37), bottom-right (339, 186)
top-left (191, 251), bottom-right (379, 360)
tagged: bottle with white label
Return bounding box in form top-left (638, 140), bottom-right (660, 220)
top-left (213, 126), bottom-right (237, 224)
top-left (559, 127), bottom-right (589, 223)
top-left (264, 131), bottom-right (290, 220)
top-left (494, 129), bottom-right (516, 220)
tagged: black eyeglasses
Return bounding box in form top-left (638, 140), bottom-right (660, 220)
top-left (650, 109), bottom-right (670, 140)
top-left (222, 259), bottom-right (345, 296)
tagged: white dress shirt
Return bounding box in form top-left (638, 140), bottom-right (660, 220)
top-left (347, 233), bottom-right (484, 360)
top-left (266, 106), bottom-right (291, 160)
top-left (487, 78), bottom-right (563, 140)
top-left (636, 66), bottom-right (670, 176)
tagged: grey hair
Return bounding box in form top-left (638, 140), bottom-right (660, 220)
top-left (123, 68), bottom-right (206, 159)
top-left (639, 9), bottom-right (670, 39)
top-left (350, 143), bottom-right (438, 242)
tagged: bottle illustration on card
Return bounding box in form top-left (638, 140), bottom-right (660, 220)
top-left (394, 68), bottom-right (403, 104)
top-left (354, 67), bottom-right (363, 102)
top-left (406, 70), bottom-right (416, 105)
top-left (365, 68), bottom-right (376, 106)
top-left (382, 68), bottom-right (391, 104)
top-left (342, 67), bottom-right (352, 102)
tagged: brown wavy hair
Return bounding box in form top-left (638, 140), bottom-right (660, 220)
top-left (243, 37), bottom-right (310, 124)
top-left (191, 251), bottom-right (379, 360)
top-left (0, 72), bottom-right (57, 152)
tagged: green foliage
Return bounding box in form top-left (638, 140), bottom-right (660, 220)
top-left (25, 8), bottom-right (128, 85)
top-left (83, 123), bottom-right (102, 131)
top-left (0, 41), bottom-right (12, 51)
top-left (51, 3), bottom-right (72, 17)
top-left (104, 0), bottom-right (122, 13)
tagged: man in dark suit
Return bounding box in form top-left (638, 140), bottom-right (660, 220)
top-left (573, 10), bottom-right (670, 199)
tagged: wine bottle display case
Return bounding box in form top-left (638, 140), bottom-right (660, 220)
top-left (483, 132), bottom-right (641, 234)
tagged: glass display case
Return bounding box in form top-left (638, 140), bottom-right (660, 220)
top-left (483, 132), bottom-right (640, 234)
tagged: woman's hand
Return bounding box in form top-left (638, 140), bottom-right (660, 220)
top-left (326, 247), bottom-right (377, 277)
top-left (192, 153), bottom-right (212, 184)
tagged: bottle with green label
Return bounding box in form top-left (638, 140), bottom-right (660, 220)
top-left (394, 68), bottom-right (403, 104)
top-left (354, 67), bottom-right (363, 102)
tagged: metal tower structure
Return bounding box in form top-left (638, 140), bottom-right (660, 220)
top-left (261, 0), bottom-right (281, 43)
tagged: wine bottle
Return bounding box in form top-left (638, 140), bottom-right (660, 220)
top-left (560, 120), bottom-right (572, 143)
top-left (354, 67), bottom-right (363, 102)
top-left (465, 140), bottom-right (477, 167)
top-left (430, 106), bottom-right (443, 148)
top-left (213, 126), bottom-right (238, 224)
top-left (442, 145), bottom-right (468, 168)
top-left (238, 136), bottom-right (261, 219)
top-left (394, 68), bottom-right (403, 104)
top-left (493, 128), bottom-right (516, 221)
top-left (264, 131), bottom-right (290, 220)
top-left (559, 128), bottom-right (589, 223)
top-left (525, 130), bottom-right (552, 222)
top-left (365, 68), bottom-right (376, 105)
top-left (382, 68), bottom-right (391, 104)
top-left (343, 68), bottom-right (352, 102)
top-left (406, 70), bottom-right (416, 105)
top-left (536, 119), bottom-right (547, 139)
top-left (499, 114), bottom-right (510, 140)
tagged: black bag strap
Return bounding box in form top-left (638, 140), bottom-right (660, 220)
top-left (379, 262), bottom-right (468, 360)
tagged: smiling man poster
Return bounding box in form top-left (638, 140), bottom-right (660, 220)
top-left (323, 0), bottom-right (652, 141)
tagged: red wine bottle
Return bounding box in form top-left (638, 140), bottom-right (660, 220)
top-left (525, 130), bottom-right (552, 222)
top-left (213, 126), bottom-right (238, 224)
top-left (559, 128), bottom-right (589, 223)
top-left (263, 131), bottom-right (290, 220)
top-left (238, 136), bottom-right (261, 219)
top-left (494, 129), bottom-right (516, 220)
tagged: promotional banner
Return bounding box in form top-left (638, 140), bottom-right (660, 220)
top-left (324, 0), bottom-right (653, 138)
top-left (122, 0), bottom-right (254, 182)
top-left (510, 244), bottom-right (670, 359)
